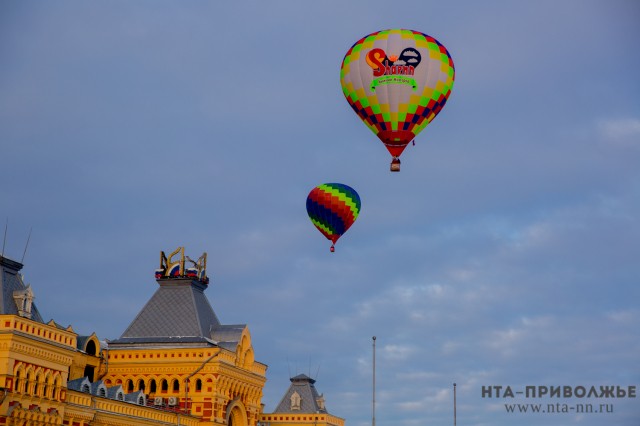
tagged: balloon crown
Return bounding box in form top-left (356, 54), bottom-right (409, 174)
top-left (155, 246), bottom-right (209, 284)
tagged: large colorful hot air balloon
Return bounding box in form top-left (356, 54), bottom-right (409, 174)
top-left (340, 29), bottom-right (455, 171)
top-left (306, 183), bottom-right (361, 252)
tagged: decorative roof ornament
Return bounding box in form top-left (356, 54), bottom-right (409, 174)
top-left (155, 247), bottom-right (209, 284)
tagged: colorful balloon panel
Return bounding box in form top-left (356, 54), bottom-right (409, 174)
top-left (306, 183), bottom-right (361, 251)
top-left (340, 29), bottom-right (455, 163)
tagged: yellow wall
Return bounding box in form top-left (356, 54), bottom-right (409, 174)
top-left (0, 314), bottom-right (267, 426)
top-left (102, 345), bottom-right (267, 425)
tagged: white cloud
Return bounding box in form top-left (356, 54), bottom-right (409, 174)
top-left (606, 309), bottom-right (638, 324)
top-left (485, 316), bottom-right (556, 358)
top-left (382, 344), bottom-right (415, 361)
top-left (598, 118), bottom-right (640, 146)
top-left (395, 388), bottom-right (449, 412)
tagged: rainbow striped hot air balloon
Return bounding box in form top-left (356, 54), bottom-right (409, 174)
top-left (340, 29), bottom-right (455, 171)
top-left (306, 183), bottom-right (361, 252)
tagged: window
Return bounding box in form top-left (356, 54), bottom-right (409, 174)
top-left (86, 340), bottom-right (97, 356)
top-left (83, 366), bottom-right (95, 381)
top-left (173, 379), bottom-right (180, 392)
top-left (195, 379), bottom-right (202, 392)
top-left (54, 376), bottom-right (62, 399)
top-left (290, 391), bottom-right (301, 410)
top-left (34, 375), bottom-right (41, 396)
top-left (27, 372), bottom-right (35, 394)
top-left (161, 379), bottom-right (168, 392)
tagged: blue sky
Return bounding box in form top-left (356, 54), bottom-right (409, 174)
top-left (1, 1), bottom-right (639, 425)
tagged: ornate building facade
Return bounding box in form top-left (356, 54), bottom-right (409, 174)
top-left (0, 248), bottom-right (344, 426)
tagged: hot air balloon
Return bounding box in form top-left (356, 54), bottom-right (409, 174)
top-left (340, 29), bottom-right (455, 171)
top-left (306, 183), bottom-right (361, 252)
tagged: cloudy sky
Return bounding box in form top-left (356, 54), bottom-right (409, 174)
top-left (1, 1), bottom-right (639, 425)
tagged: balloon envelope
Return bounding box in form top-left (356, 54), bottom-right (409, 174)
top-left (306, 183), bottom-right (361, 252)
top-left (340, 29), bottom-right (455, 169)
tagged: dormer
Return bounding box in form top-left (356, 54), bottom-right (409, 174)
top-left (13, 284), bottom-right (34, 319)
top-left (316, 394), bottom-right (325, 410)
top-left (290, 391), bottom-right (301, 410)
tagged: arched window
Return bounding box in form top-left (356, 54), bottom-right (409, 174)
top-left (150, 379), bottom-right (157, 393)
top-left (138, 396), bottom-right (145, 405)
top-left (195, 379), bottom-right (202, 392)
top-left (98, 386), bottom-right (106, 398)
top-left (82, 383), bottom-right (90, 393)
top-left (27, 371), bottom-right (35, 395)
top-left (86, 340), bottom-right (97, 356)
top-left (54, 376), bottom-right (62, 400)
top-left (42, 374), bottom-right (52, 399)
top-left (138, 379), bottom-right (145, 392)
top-left (126, 379), bottom-right (134, 392)
top-left (173, 379), bottom-right (180, 392)
top-left (34, 373), bottom-right (43, 396)
top-left (14, 370), bottom-right (21, 392)
top-left (161, 379), bottom-right (168, 392)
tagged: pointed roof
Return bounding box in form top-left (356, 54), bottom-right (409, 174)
top-left (0, 255), bottom-right (44, 322)
top-left (109, 277), bottom-right (246, 349)
top-left (273, 374), bottom-right (329, 414)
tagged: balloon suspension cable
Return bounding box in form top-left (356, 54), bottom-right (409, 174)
top-left (390, 157), bottom-right (401, 172)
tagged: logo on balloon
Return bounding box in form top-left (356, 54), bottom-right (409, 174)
top-left (366, 47), bottom-right (422, 92)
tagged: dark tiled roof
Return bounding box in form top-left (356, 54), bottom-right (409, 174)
top-left (67, 377), bottom-right (91, 393)
top-left (108, 336), bottom-right (215, 346)
top-left (110, 278), bottom-right (221, 346)
top-left (211, 324), bottom-right (244, 342)
top-left (124, 390), bottom-right (147, 405)
top-left (107, 385), bottom-right (125, 400)
top-left (273, 374), bottom-right (328, 414)
top-left (209, 324), bottom-right (246, 350)
top-left (0, 255), bottom-right (44, 322)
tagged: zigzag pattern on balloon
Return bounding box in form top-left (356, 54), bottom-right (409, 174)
top-left (306, 183), bottom-right (361, 250)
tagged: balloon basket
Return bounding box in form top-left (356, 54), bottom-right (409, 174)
top-left (390, 157), bottom-right (401, 172)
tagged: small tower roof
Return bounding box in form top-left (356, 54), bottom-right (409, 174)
top-left (273, 374), bottom-right (328, 414)
top-left (0, 255), bottom-right (44, 322)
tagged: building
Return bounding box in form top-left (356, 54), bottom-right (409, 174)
top-left (258, 374), bottom-right (345, 426)
top-left (2, 246), bottom-right (343, 426)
